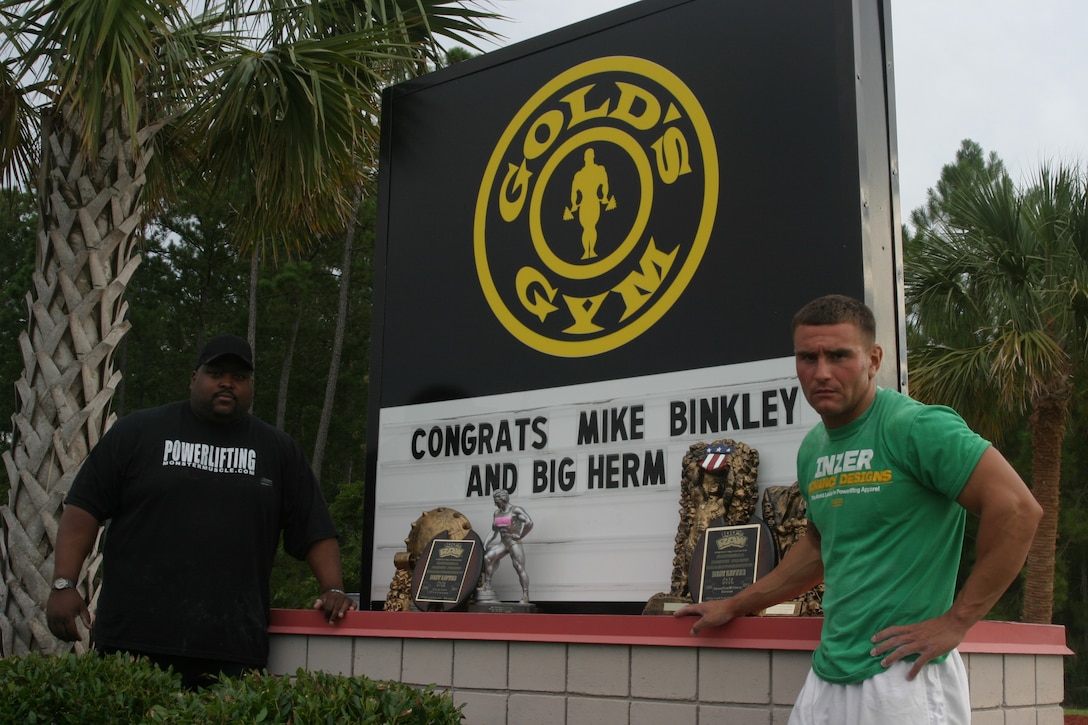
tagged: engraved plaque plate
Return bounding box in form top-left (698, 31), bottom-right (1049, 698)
top-left (411, 530), bottom-right (483, 611)
top-left (689, 519), bottom-right (775, 603)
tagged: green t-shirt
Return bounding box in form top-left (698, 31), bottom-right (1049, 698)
top-left (798, 387), bottom-right (989, 684)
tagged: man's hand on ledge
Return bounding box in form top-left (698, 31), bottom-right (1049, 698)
top-left (313, 588), bottom-right (357, 624)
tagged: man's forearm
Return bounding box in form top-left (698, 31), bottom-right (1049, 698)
top-left (950, 448), bottom-right (1043, 629)
top-left (305, 537), bottom-right (346, 592)
top-left (53, 505), bottom-right (101, 580)
top-left (949, 497), bottom-right (1041, 629)
top-left (730, 531), bottom-right (824, 614)
top-left (676, 527), bottom-right (825, 635)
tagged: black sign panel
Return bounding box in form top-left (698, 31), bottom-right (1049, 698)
top-left (373, 0), bottom-right (872, 408)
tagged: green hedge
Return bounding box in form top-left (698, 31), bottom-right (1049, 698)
top-left (0, 652), bottom-right (464, 724)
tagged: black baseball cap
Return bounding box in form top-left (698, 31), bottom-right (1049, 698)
top-left (194, 334), bottom-right (254, 371)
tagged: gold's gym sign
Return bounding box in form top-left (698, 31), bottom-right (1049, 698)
top-left (475, 57), bottom-right (718, 357)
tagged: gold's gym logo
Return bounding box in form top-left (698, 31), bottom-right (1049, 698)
top-left (475, 57), bottom-right (718, 357)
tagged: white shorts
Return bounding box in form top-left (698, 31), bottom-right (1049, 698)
top-left (789, 650), bottom-right (970, 725)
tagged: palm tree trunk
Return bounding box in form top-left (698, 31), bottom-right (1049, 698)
top-left (1021, 386), bottom-right (1069, 624)
top-left (0, 100), bottom-right (147, 656)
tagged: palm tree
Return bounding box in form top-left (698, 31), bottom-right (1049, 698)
top-left (905, 157), bottom-right (1088, 624)
top-left (0, 0), bottom-right (498, 656)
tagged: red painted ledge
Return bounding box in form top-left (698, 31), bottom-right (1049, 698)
top-left (269, 610), bottom-right (1072, 656)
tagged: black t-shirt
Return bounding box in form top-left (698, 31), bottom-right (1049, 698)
top-left (66, 401), bottom-right (337, 665)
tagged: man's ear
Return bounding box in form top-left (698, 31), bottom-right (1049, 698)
top-left (868, 344), bottom-right (884, 378)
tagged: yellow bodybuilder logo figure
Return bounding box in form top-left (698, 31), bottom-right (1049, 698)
top-left (475, 56), bottom-right (718, 357)
top-left (565, 148), bottom-right (616, 260)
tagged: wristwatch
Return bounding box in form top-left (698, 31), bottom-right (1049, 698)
top-left (52, 577), bottom-right (77, 591)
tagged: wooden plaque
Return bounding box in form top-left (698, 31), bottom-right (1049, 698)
top-left (688, 519), bottom-right (775, 603)
top-left (411, 530), bottom-right (484, 611)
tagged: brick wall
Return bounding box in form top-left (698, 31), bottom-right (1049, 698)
top-left (267, 611), bottom-right (1070, 725)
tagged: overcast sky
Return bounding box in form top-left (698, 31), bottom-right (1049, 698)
top-left (476, 0), bottom-right (1088, 223)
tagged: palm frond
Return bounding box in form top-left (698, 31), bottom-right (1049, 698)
top-left (1, 0), bottom-right (503, 252)
top-left (189, 30), bottom-right (399, 244)
top-left (0, 58), bottom-right (38, 185)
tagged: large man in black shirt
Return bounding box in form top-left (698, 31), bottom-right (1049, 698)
top-left (46, 335), bottom-right (355, 688)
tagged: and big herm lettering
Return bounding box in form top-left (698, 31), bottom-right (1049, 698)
top-left (463, 449), bottom-right (667, 498)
